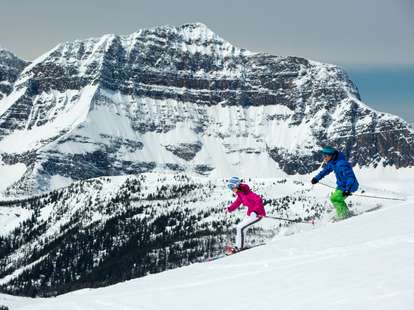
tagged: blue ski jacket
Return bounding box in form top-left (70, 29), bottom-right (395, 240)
top-left (314, 152), bottom-right (359, 192)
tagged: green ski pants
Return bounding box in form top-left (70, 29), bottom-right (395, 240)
top-left (330, 189), bottom-right (349, 219)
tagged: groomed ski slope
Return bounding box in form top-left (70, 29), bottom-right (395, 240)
top-left (2, 196), bottom-right (414, 310)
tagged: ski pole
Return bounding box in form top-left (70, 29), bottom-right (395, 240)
top-left (318, 182), bottom-right (406, 201)
top-left (264, 215), bottom-right (314, 224)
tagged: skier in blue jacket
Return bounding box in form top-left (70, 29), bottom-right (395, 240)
top-left (311, 146), bottom-right (359, 219)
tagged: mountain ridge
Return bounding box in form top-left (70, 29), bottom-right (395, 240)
top-left (0, 23), bottom-right (413, 196)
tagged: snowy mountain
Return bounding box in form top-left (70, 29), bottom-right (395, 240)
top-left (0, 48), bottom-right (27, 101)
top-left (0, 23), bottom-right (412, 196)
top-left (0, 22), bottom-right (413, 302)
top-left (1, 180), bottom-right (413, 309)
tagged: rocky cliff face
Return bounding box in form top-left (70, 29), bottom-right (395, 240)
top-left (0, 23), bottom-right (413, 195)
top-left (0, 49), bottom-right (27, 101)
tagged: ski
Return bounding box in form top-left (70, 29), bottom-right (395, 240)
top-left (330, 205), bottom-right (383, 222)
top-left (205, 243), bottom-right (266, 262)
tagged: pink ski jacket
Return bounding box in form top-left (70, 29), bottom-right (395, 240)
top-left (227, 183), bottom-right (266, 217)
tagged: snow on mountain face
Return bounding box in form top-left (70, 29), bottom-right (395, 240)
top-left (0, 49), bottom-right (27, 101)
top-left (0, 23), bottom-right (413, 195)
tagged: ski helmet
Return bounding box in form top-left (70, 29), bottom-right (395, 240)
top-left (227, 176), bottom-right (241, 190)
top-left (321, 146), bottom-right (337, 155)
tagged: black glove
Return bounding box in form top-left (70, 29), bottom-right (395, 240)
top-left (343, 191), bottom-right (351, 197)
top-left (311, 178), bottom-right (318, 185)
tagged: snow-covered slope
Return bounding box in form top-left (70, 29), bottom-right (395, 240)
top-left (0, 167), bottom-right (411, 298)
top-left (0, 172), bottom-right (323, 296)
top-left (0, 23), bottom-right (412, 195)
top-left (1, 188), bottom-right (413, 309)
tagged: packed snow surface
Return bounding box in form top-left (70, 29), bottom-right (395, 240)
top-left (1, 189), bottom-right (413, 309)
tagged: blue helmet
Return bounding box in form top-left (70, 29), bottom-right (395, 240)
top-left (321, 146), bottom-right (337, 155)
top-left (227, 176), bottom-right (241, 190)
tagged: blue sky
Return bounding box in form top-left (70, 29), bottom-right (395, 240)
top-left (1, 0), bottom-right (412, 64)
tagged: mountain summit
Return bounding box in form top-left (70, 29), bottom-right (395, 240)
top-left (0, 23), bottom-right (413, 195)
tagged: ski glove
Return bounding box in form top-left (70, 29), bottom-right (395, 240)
top-left (311, 178), bottom-right (318, 185)
top-left (343, 191), bottom-right (351, 197)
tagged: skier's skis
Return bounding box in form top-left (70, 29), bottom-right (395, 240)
top-left (206, 243), bottom-right (266, 262)
top-left (330, 205), bottom-right (383, 222)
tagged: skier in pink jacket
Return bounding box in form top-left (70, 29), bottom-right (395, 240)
top-left (226, 177), bottom-right (266, 254)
